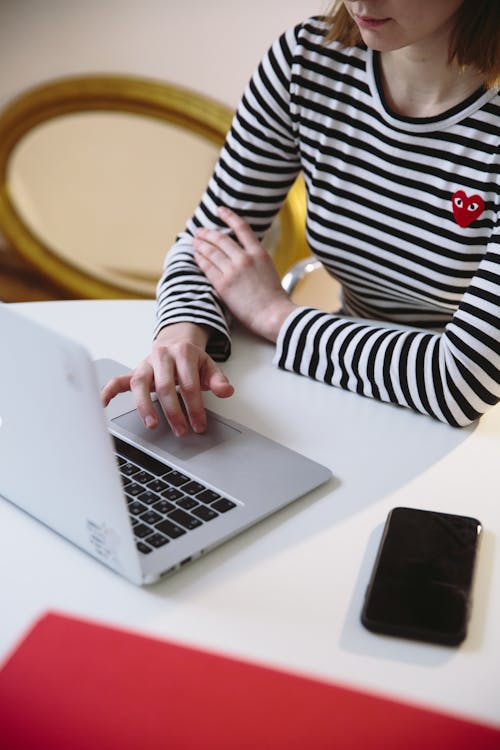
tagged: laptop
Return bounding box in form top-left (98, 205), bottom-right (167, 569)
top-left (0, 305), bottom-right (332, 585)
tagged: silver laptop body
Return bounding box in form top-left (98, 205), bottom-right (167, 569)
top-left (0, 306), bottom-right (332, 585)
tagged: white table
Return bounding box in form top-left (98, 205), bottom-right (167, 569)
top-left (2, 300), bottom-right (499, 727)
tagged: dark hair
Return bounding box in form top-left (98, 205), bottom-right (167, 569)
top-left (324, 1), bottom-right (500, 88)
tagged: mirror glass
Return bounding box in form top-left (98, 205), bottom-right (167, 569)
top-left (7, 111), bottom-right (220, 296)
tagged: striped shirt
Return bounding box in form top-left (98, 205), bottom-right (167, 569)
top-left (155, 17), bottom-right (500, 427)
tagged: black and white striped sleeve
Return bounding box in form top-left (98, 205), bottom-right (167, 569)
top-left (154, 26), bottom-right (302, 357)
top-left (274, 215), bottom-right (500, 427)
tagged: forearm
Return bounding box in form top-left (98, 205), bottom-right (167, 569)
top-left (154, 240), bottom-right (232, 361)
top-left (274, 306), bottom-right (500, 427)
top-left (155, 28), bottom-right (302, 356)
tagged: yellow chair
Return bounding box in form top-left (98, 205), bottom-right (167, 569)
top-left (0, 74), bottom-right (311, 301)
top-left (282, 256), bottom-right (342, 312)
top-left (274, 176), bottom-right (342, 312)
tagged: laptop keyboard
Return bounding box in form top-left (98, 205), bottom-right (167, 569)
top-left (112, 436), bottom-right (237, 555)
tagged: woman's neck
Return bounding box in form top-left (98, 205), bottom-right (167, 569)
top-left (379, 45), bottom-right (485, 119)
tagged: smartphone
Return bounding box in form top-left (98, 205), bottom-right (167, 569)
top-left (361, 507), bottom-right (482, 646)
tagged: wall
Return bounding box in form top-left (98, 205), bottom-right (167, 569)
top-left (0, 0), bottom-right (324, 110)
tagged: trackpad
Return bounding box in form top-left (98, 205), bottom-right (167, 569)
top-left (112, 401), bottom-right (241, 461)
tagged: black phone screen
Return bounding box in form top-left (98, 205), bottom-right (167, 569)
top-left (361, 507), bottom-right (482, 646)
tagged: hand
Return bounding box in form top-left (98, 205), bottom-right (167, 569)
top-left (100, 323), bottom-right (234, 436)
top-left (193, 207), bottom-right (297, 342)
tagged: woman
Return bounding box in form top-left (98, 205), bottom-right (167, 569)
top-left (102, 0), bottom-right (500, 433)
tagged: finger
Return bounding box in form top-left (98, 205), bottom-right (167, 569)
top-left (193, 229), bottom-right (243, 261)
top-left (193, 248), bottom-right (225, 283)
top-left (192, 237), bottom-right (231, 273)
top-left (128, 362), bottom-right (161, 430)
top-left (175, 357), bottom-right (207, 434)
top-left (150, 354), bottom-right (190, 437)
top-left (217, 206), bottom-right (261, 254)
top-left (100, 373), bottom-right (133, 406)
top-left (201, 358), bottom-right (235, 398)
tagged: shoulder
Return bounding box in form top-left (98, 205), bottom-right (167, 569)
top-left (277, 17), bottom-right (368, 75)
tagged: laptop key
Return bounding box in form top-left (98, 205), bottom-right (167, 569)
top-left (126, 483), bottom-right (143, 497)
top-left (140, 510), bottom-right (163, 525)
top-left (145, 533), bottom-right (170, 549)
top-left (138, 490), bottom-right (158, 505)
top-left (197, 489), bottom-right (221, 505)
top-left (134, 523), bottom-right (152, 538)
top-left (182, 480), bottom-right (205, 496)
top-left (161, 487), bottom-right (183, 501)
top-left (192, 505), bottom-right (218, 522)
top-left (212, 498), bottom-right (237, 513)
top-left (177, 496), bottom-right (198, 510)
top-left (121, 462), bottom-right (139, 477)
top-left (168, 508), bottom-right (203, 530)
top-left (147, 479), bottom-right (168, 493)
top-left (136, 541), bottom-right (153, 554)
top-left (165, 471), bottom-right (189, 487)
top-left (152, 499), bottom-right (176, 514)
top-left (128, 500), bottom-right (148, 515)
top-left (134, 470), bottom-right (154, 485)
top-left (155, 519), bottom-right (186, 539)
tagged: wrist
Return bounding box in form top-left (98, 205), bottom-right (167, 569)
top-left (155, 322), bottom-right (210, 349)
top-left (257, 298), bottom-right (297, 343)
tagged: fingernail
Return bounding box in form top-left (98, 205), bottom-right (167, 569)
top-left (145, 415), bottom-right (157, 429)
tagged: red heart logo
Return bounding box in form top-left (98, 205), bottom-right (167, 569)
top-left (452, 190), bottom-right (484, 228)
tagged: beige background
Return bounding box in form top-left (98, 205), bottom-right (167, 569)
top-left (0, 0), bottom-right (324, 300)
top-left (0, 0), bottom-right (324, 109)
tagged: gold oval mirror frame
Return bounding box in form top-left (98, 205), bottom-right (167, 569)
top-left (0, 74), bottom-right (309, 300)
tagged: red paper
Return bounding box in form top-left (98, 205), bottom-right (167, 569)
top-left (0, 612), bottom-right (499, 750)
